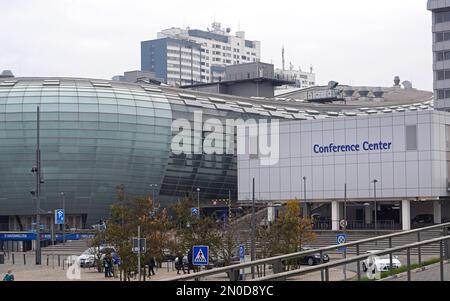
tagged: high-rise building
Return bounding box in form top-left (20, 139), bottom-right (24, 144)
top-left (141, 22), bottom-right (261, 87)
top-left (428, 1), bottom-right (450, 110)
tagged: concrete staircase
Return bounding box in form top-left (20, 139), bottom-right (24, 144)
top-left (33, 240), bottom-right (90, 256)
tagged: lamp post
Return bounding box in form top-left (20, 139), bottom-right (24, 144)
top-left (60, 192), bottom-right (66, 244)
top-left (149, 184), bottom-right (158, 203)
top-left (32, 106), bottom-right (42, 265)
top-left (302, 177), bottom-right (307, 217)
top-left (196, 188), bottom-right (200, 218)
top-left (373, 179), bottom-right (378, 234)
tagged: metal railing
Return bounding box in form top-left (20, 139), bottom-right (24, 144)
top-left (164, 222), bottom-right (450, 281)
top-left (312, 220), bottom-right (400, 231)
top-left (256, 235), bottom-right (450, 281)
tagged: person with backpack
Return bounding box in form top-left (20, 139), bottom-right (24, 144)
top-left (3, 270), bottom-right (14, 281)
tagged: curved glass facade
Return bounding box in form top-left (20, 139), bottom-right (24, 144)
top-left (0, 78), bottom-right (266, 227)
top-left (0, 79), bottom-right (173, 226)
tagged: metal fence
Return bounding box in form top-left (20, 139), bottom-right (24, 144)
top-left (256, 235), bottom-right (450, 281)
top-left (312, 219), bottom-right (400, 231)
top-left (164, 222), bottom-right (450, 281)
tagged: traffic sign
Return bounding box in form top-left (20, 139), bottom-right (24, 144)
top-left (193, 246), bottom-right (209, 266)
top-left (191, 207), bottom-right (199, 216)
top-left (239, 244), bottom-right (245, 261)
top-left (340, 219), bottom-right (348, 229)
top-left (132, 238), bottom-right (146, 253)
top-left (336, 233), bottom-right (347, 252)
top-left (55, 209), bottom-right (65, 225)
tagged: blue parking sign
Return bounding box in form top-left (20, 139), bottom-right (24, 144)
top-left (337, 233), bottom-right (347, 252)
top-left (55, 209), bottom-right (65, 225)
top-left (191, 207), bottom-right (199, 216)
top-left (239, 244), bottom-right (245, 261)
top-left (193, 246), bottom-right (209, 266)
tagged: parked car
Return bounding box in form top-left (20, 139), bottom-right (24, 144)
top-left (299, 247), bottom-right (330, 266)
top-left (78, 247), bottom-right (97, 268)
top-left (412, 214), bottom-right (434, 225)
top-left (362, 250), bottom-right (402, 273)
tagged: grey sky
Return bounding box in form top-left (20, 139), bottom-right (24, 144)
top-left (0, 0), bottom-right (433, 90)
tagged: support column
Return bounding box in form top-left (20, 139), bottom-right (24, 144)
top-left (365, 204), bottom-right (372, 225)
top-left (332, 201), bottom-right (340, 231)
top-left (402, 200), bottom-right (411, 231)
top-left (433, 200), bottom-right (442, 224)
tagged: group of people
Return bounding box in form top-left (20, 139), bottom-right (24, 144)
top-left (103, 253), bottom-right (157, 278)
top-left (102, 253), bottom-right (121, 278)
top-left (175, 249), bottom-right (196, 275)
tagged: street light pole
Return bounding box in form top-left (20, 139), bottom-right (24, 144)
top-left (343, 183), bottom-right (347, 280)
top-left (197, 188), bottom-right (201, 218)
top-left (60, 192), bottom-right (66, 244)
top-left (303, 177), bottom-right (307, 217)
top-left (373, 179), bottom-right (378, 234)
top-left (251, 178), bottom-right (256, 279)
top-left (34, 106), bottom-right (42, 265)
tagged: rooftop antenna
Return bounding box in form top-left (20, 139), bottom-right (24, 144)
top-left (282, 46), bottom-right (285, 72)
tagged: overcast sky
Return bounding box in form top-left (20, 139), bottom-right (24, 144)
top-left (0, 0), bottom-right (433, 90)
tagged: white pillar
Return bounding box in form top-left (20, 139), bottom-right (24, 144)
top-left (332, 201), bottom-right (340, 231)
top-left (365, 205), bottom-right (372, 225)
top-left (433, 200), bottom-right (442, 224)
top-left (402, 200), bottom-right (411, 231)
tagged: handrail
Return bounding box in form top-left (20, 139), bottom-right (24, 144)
top-left (164, 222), bottom-right (450, 281)
top-left (255, 235), bottom-right (450, 281)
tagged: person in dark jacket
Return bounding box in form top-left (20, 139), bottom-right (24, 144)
top-left (103, 253), bottom-right (113, 278)
top-left (175, 253), bottom-right (185, 275)
top-left (148, 257), bottom-right (156, 276)
top-left (187, 249), bottom-right (193, 274)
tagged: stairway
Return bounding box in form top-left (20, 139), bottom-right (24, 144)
top-left (33, 239), bottom-right (90, 256)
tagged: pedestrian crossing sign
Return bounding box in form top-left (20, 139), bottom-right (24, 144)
top-left (193, 246), bottom-right (209, 266)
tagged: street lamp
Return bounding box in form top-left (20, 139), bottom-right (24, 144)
top-left (196, 188), bottom-right (201, 218)
top-left (302, 177), bottom-right (307, 217)
top-left (373, 179), bottom-right (378, 234)
top-left (60, 192), bottom-right (66, 244)
top-left (149, 184), bottom-right (158, 202)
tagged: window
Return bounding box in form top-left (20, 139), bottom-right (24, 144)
top-left (436, 51), bottom-right (450, 61)
top-left (436, 10), bottom-right (450, 24)
top-left (406, 125), bottom-right (417, 151)
top-left (437, 89), bottom-right (450, 99)
top-left (436, 69), bottom-right (450, 80)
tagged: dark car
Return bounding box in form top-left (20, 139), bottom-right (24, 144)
top-left (299, 247), bottom-right (330, 266)
top-left (412, 214), bottom-right (434, 224)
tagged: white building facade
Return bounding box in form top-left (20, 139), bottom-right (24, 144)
top-left (238, 110), bottom-right (450, 231)
top-left (157, 22), bottom-right (261, 84)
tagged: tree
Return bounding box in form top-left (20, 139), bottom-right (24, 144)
top-left (92, 185), bottom-right (171, 281)
top-left (255, 200), bottom-right (316, 270)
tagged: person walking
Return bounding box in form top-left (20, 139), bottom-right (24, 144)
top-left (148, 256), bottom-right (156, 276)
top-left (3, 270), bottom-right (14, 281)
top-left (175, 253), bottom-right (185, 275)
top-left (187, 249), bottom-right (193, 274)
top-left (103, 253), bottom-right (113, 278)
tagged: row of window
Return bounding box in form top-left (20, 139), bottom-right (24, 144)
top-left (436, 31), bottom-right (450, 42)
top-left (437, 89), bottom-right (450, 99)
top-left (436, 50), bottom-right (450, 61)
top-left (436, 69), bottom-right (450, 80)
top-left (435, 10), bottom-right (450, 24)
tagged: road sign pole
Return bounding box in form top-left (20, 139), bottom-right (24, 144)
top-left (138, 225), bottom-right (141, 281)
top-left (343, 183), bottom-right (347, 281)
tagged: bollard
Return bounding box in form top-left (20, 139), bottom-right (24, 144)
top-left (62, 259), bottom-right (65, 270)
top-left (407, 248), bottom-right (411, 281)
top-left (320, 250), bottom-right (324, 281)
top-left (356, 244), bottom-right (361, 281)
top-left (23, 254), bottom-right (26, 265)
top-left (325, 267), bottom-right (330, 281)
top-left (440, 240), bottom-right (445, 281)
top-left (417, 232), bottom-right (422, 265)
top-left (47, 255), bottom-right (49, 266)
top-left (12, 253), bottom-right (15, 265)
top-left (58, 255), bottom-right (60, 267)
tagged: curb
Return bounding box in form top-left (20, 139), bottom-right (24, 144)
top-left (379, 260), bottom-right (450, 281)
